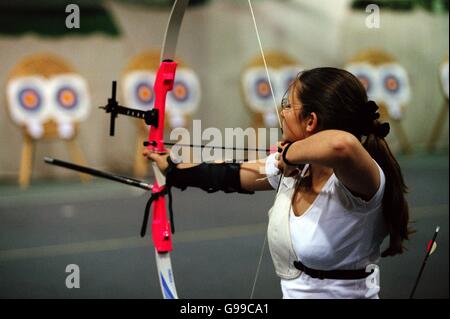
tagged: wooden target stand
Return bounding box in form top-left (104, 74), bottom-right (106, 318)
top-left (7, 53), bottom-right (91, 189)
top-left (19, 122), bottom-right (91, 189)
top-left (426, 99), bottom-right (448, 152)
top-left (426, 59), bottom-right (449, 152)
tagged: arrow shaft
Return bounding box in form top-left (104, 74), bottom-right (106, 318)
top-left (409, 226), bottom-right (440, 299)
top-left (44, 157), bottom-right (152, 191)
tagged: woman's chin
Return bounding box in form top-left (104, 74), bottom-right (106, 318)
top-left (281, 134), bottom-right (293, 143)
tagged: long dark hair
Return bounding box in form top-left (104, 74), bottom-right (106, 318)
top-left (293, 67), bottom-right (411, 257)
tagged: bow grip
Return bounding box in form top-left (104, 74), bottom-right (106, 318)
top-left (149, 60), bottom-right (178, 153)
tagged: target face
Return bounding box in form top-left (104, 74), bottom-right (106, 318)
top-left (379, 64), bottom-right (410, 104)
top-left (242, 66), bottom-right (306, 117)
top-left (49, 74), bottom-right (90, 122)
top-left (123, 71), bottom-right (156, 112)
top-left (242, 67), bottom-right (277, 112)
top-left (6, 74), bottom-right (90, 139)
top-left (135, 82), bottom-right (154, 105)
top-left (347, 62), bottom-right (410, 119)
top-left (6, 76), bottom-right (52, 125)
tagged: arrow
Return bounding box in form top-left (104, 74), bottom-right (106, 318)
top-left (409, 225), bottom-right (440, 299)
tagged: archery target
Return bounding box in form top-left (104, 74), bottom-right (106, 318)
top-left (242, 65), bottom-right (304, 127)
top-left (379, 64), bottom-right (410, 119)
top-left (441, 61), bottom-right (449, 99)
top-left (49, 74), bottom-right (90, 122)
top-left (345, 63), bottom-right (380, 101)
top-left (7, 76), bottom-right (52, 128)
top-left (242, 67), bottom-right (277, 113)
top-left (123, 71), bottom-right (156, 111)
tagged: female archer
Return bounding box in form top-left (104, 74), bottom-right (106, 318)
top-left (144, 67), bottom-right (411, 299)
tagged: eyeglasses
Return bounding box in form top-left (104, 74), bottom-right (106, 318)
top-left (280, 97), bottom-right (302, 111)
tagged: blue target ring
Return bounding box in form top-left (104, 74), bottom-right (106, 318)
top-left (18, 88), bottom-right (42, 112)
top-left (135, 82), bottom-right (154, 105)
top-left (56, 87), bottom-right (78, 110)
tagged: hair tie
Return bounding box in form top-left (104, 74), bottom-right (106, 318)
top-left (373, 122), bottom-right (390, 138)
top-left (364, 100), bottom-right (381, 121)
top-left (356, 100), bottom-right (390, 138)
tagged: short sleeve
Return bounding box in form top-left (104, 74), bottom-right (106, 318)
top-left (334, 160), bottom-right (386, 210)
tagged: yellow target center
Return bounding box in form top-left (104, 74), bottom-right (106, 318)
top-left (61, 90), bottom-right (75, 105)
top-left (24, 92), bottom-right (37, 107)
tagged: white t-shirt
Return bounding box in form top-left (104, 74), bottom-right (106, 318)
top-left (267, 159), bottom-right (387, 299)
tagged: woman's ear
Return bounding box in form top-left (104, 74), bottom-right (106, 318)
top-left (305, 112), bottom-right (318, 133)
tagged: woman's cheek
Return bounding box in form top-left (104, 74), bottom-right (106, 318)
top-left (283, 122), bottom-right (302, 142)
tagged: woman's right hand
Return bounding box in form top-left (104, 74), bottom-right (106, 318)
top-left (143, 149), bottom-right (170, 175)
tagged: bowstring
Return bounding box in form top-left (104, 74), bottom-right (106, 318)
top-left (247, 0), bottom-right (282, 129)
top-left (247, 0), bottom-right (284, 299)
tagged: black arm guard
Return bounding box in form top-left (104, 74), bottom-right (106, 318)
top-left (165, 157), bottom-right (254, 194)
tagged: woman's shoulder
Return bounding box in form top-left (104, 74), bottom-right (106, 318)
top-left (332, 159), bottom-right (385, 210)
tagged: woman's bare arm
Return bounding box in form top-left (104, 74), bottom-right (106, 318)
top-left (281, 130), bottom-right (380, 200)
top-left (240, 159), bottom-right (276, 192)
top-left (143, 150), bottom-right (277, 192)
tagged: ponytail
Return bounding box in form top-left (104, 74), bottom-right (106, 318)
top-left (363, 133), bottom-right (413, 257)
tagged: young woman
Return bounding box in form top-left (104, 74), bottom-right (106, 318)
top-left (144, 67), bottom-right (411, 299)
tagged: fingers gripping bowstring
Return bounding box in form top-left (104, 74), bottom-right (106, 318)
top-left (247, 0), bottom-right (282, 299)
